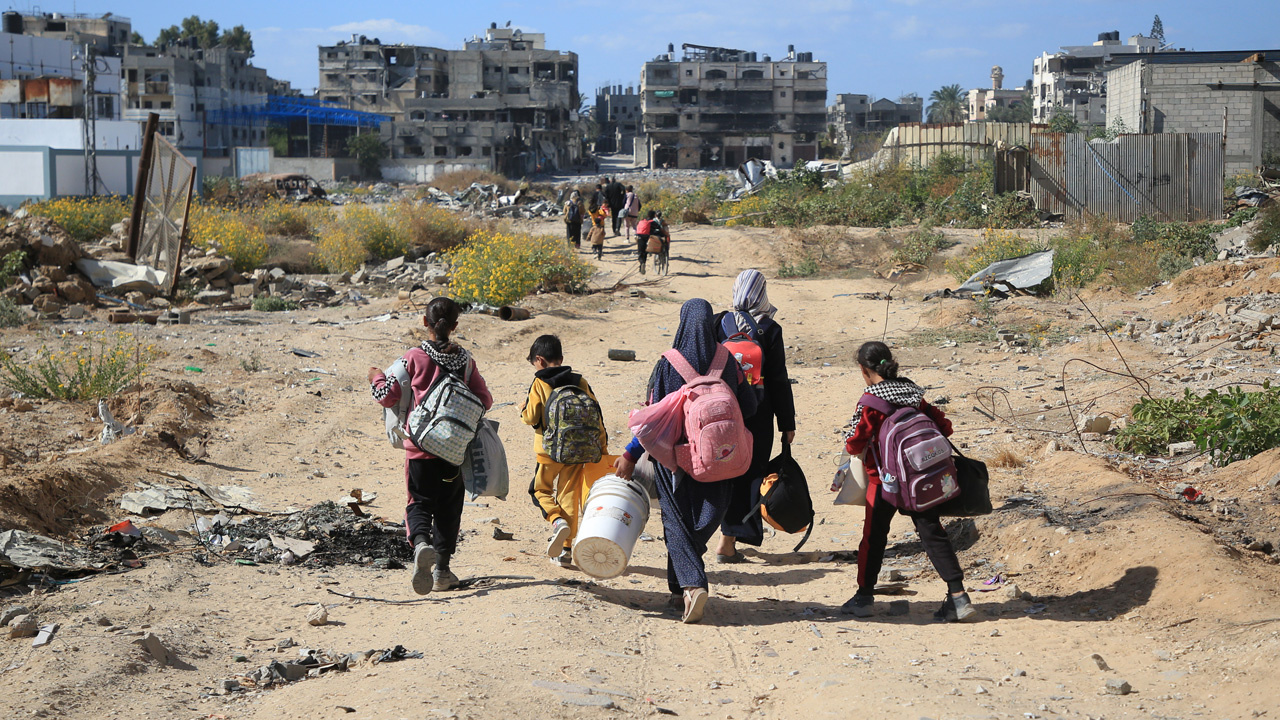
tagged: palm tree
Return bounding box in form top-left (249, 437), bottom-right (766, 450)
top-left (927, 84), bottom-right (966, 123)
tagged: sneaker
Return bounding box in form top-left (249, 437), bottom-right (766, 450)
top-left (933, 595), bottom-right (956, 622)
top-left (547, 519), bottom-right (571, 557)
top-left (549, 550), bottom-right (572, 568)
top-left (952, 592), bottom-right (979, 622)
top-left (841, 593), bottom-right (875, 618)
top-left (411, 543), bottom-right (436, 595)
top-left (432, 568), bottom-right (460, 591)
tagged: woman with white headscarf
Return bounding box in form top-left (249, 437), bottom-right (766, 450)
top-left (712, 269), bottom-right (797, 562)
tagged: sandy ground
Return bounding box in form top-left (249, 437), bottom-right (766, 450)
top-left (1, 221), bottom-right (1279, 720)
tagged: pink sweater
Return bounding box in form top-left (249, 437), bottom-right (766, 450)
top-left (371, 347), bottom-right (494, 461)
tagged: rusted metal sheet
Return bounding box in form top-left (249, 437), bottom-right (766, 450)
top-left (47, 77), bottom-right (78, 106)
top-left (22, 78), bottom-right (49, 103)
top-left (997, 133), bottom-right (1223, 222)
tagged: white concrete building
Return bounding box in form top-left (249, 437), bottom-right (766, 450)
top-left (1031, 32), bottom-right (1160, 126)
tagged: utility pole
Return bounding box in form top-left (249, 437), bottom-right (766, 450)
top-left (81, 43), bottom-right (99, 196)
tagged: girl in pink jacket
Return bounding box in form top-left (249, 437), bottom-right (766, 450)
top-left (368, 298), bottom-right (493, 594)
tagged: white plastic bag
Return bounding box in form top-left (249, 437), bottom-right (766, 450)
top-left (461, 419), bottom-right (509, 500)
top-left (832, 449), bottom-right (869, 507)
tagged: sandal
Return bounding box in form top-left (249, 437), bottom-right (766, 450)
top-left (682, 587), bottom-right (708, 624)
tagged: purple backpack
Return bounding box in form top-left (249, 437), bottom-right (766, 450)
top-left (860, 394), bottom-right (959, 513)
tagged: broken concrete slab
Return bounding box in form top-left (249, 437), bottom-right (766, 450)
top-left (31, 622), bottom-right (58, 647)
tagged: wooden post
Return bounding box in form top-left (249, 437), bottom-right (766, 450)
top-left (126, 112), bottom-right (159, 261)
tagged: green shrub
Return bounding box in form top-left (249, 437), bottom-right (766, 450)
top-left (1116, 384), bottom-right (1280, 465)
top-left (449, 229), bottom-right (593, 306)
top-left (893, 224), bottom-right (948, 265)
top-left (777, 256), bottom-right (819, 278)
top-left (252, 296), bottom-right (299, 312)
top-left (26, 196), bottom-right (131, 242)
top-left (0, 330), bottom-right (161, 400)
top-left (1249, 202), bottom-right (1280, 253)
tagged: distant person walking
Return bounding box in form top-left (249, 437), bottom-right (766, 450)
top-left (622, 185), bottom-right (641, 240)
top-left (592, 181), bottom-right (607, 212)
top-left (605, 177), bottom-right (626, 236)
top-left (614, 300), bottom-right (758, 624)
top-left (563, 191), bottom-right (585, 249)
top-left (712, 270), bottom-right (796, 563)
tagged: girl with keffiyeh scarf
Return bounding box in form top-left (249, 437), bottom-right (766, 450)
top-left (838, 341), bottom-right (978, 623)
top-left (614, 299), bottom-right (758, 624)
top-left (368, 298), bottom-right (493, 597)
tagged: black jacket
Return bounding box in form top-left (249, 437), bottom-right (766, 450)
top-left (713, 311), bottom-right (796, 433)
top-left (605, 181), bottom-right (626, 210)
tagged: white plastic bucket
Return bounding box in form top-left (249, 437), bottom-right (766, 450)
top-left (573, 474), bottom-right (651, 579)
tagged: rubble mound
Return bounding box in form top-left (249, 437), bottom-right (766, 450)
top-left (233, 501), bottom-right (412, 567)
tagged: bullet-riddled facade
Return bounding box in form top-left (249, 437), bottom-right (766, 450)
top-left (318, 24), bottom-right (582, 176)
top-left (639, 44), bottom-right (827, 169)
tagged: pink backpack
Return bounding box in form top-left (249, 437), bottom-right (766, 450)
top-left (664, 347), bottom-right (753, 482)
top-left (861, 394), bottom-right (959, 512)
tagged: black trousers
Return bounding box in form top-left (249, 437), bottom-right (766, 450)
top-left (565, 220), bottom-right (582, 247)
top-left (405, 457), bottom-right (465, 555)
top-left (635, 236), bottom-right (648, 270)
top-left (610, 206), bottom-right (623, 234)
top-left (857, 483), bottom-right (963, 593)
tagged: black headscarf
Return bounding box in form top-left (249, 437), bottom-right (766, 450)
top-left (648, 299), bottom-right (758, 420)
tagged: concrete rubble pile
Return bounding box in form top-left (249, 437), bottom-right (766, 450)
top-left (422, 182), bottom-right (561, 219)
top-left (346, 253), bottom-right (451, 291)
top-left (1211, 215), bottom-right (1278, 260)
top-left (0, 215), bottom-right (110, 320)
top-left (1138, 291), bottom-right (1280, 357)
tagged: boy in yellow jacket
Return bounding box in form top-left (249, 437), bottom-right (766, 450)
top-left (521, 335), bottom-right (608, 567)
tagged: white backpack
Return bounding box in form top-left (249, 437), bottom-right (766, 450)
top-left (405, 360), bottom-right (485, 466)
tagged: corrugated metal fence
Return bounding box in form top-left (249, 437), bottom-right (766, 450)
top-left (843, 122), bottom-right (1039, 175)
top-left (996, 132), bottom-right (1223, 222)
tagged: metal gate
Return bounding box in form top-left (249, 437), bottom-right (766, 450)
top-left (233, 147), bottom-right (271, 178)
top-left (136, 134), bottom-right (195, 295)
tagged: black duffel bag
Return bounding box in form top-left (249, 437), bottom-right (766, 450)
top-left (936, 440), bottom-right (993, 517)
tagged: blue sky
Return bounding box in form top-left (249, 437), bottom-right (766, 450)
top-left (54, 1), bottom-right (1280, 103)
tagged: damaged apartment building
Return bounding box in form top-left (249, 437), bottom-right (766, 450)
top-left (317, 24), bottom-right (582, 179)
top-left (826, 93), bottom-right (922, 153)
top-left (2, 11), bottom-right (126, 121)
top-left (639, 44), bottom-right (827, 169)
top-left (595, 84), bottom-right (640, 154)
top-left (121, 42), bottom-right (292, 156)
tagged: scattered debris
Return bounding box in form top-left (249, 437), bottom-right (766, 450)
top-left (31, 622), bottom-right (58, 647)
top-left (306, 604), bottom-right (329, 626)
top-left (1105, 678), bottom-right (1133, 696)
top-left (0, 529), bottom-right (94, 573)
top-left (608, 349), bottom-right (637, 362)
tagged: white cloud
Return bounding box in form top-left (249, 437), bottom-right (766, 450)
top-left (985, 22), bottom-right (1029, 40)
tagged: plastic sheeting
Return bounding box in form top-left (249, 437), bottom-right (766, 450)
top-left (956, 249), bottom-right (1055, 295)
top-left (75, 258), bottom-right (167, 293)
top-left (0, 529), bottom-right (92, 572)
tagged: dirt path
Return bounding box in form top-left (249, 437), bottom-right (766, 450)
top-left (1, 224), bottom-right (1278, 720)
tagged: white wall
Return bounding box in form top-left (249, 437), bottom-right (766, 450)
top-left (380, 159), bottom-right (489, 183)
top-left (0, 31), bottom-right (75, 80)
top-left (0, 118), bottom-right (141, 150)
top-left (0, 148), bottom-right (45, 195)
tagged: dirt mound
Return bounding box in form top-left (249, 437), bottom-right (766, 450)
top-left (0, 380), bottom-right (216, 535)
top-left (1158, 257), bottom-right (1280, 317)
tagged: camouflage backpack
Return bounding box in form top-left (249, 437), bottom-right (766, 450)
top-left (543, 383), bottom-right (605, 465)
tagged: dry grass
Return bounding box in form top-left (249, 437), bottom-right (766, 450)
top-left (988, 447), bottom-right (1027, 469)
top-left (428, 169), bottom-right (517, 195)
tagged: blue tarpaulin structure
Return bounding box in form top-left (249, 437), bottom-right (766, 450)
top-left (205, 96), bottom-right (388, 128)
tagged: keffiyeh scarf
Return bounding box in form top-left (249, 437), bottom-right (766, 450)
top-left (844, 378), bottom-right (924, 439)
